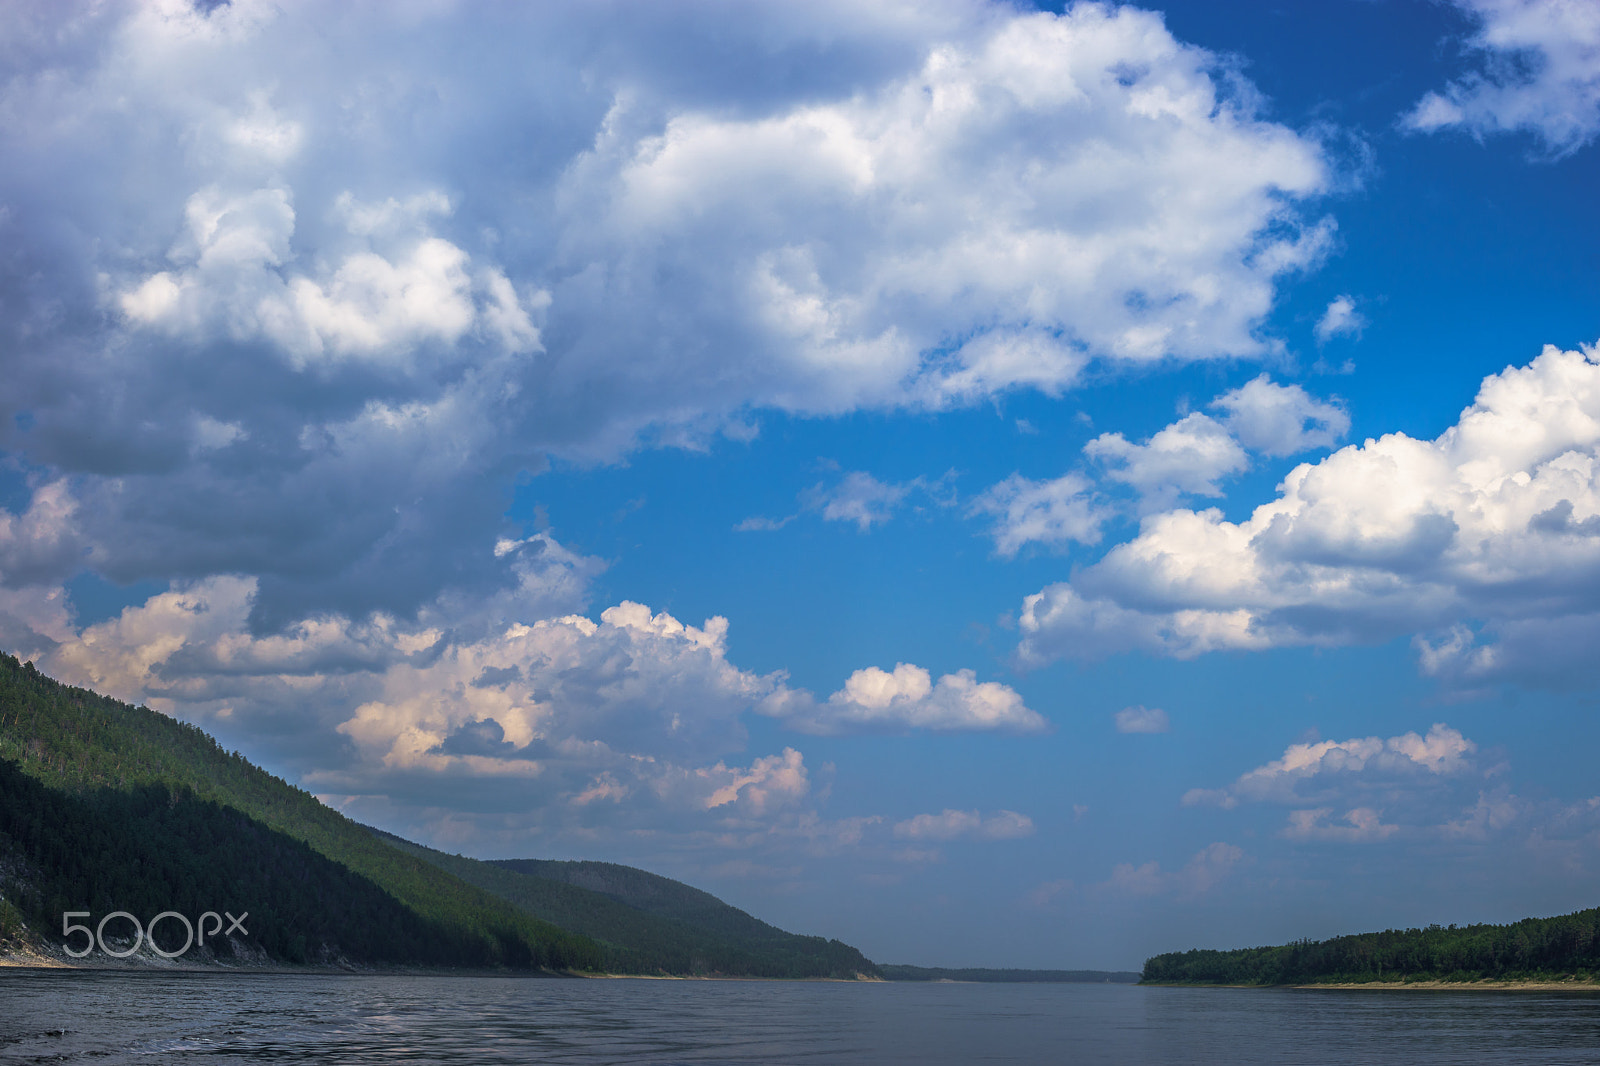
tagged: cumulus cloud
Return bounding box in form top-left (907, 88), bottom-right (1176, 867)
top-left (1213, 375), bottom-right (1349, 457)
top-left (968, 473), bottom-right (1103, 557)
top-left (1086, 413), bottom-right (1249, 508)
top-left (0, 0), bottom-right (1332, 626)
top-left (1017, 341), bottom-right (1600, 688)
top-left (1313, 295), bottom-right (1365, 344)
top-left (892, 808), bottom-right (1035, 841)
top-left (1405, 0), bottom-right (1600, 157)
top-left (1114, 705), bottom-right (1170, 733)
top-left (760, 662), bottom-right (1048, 735)
top-left (25, 573), bottom-right (816, 831)
top-left (1081, 375), bottom-right (1347, 508)
top-left (0, 482), bottom-right (86, 589)
top-left (974, 376), bottom-right (1346, 539)
top-left (1182, 724), bottom-right (1476, 809)
top-left (0, 522), bottom-right (1042, 859)
top-left (1182, 725), bottom-right (1497, 846)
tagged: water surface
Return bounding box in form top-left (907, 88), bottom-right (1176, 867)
top-left (3, 972), bottom-right (1599, 1064)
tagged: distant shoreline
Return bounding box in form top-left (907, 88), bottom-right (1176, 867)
top-left (1141, 979), bottom-right (1600, 992)
top-left (2, 956), bottom-right (1141, 984)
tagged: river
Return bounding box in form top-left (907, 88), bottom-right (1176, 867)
top-left (3, 971), bottom-right (1599, 1064)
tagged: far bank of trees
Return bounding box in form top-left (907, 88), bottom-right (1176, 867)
top-left (1143, 909), bottom-right (1600, 985)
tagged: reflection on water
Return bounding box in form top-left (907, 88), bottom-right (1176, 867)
top-left (3, 971), bottom-right (1600, 1065)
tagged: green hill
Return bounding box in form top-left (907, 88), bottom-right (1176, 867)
top-left (0, 756), bottom-right (506, 966)
top-left (0, 651), bottom-right (876, 976)
top-left (0, 652), bottom-right (600, 969)
top-left (1142, 908), bottom-right (1600, 985)
top-left (379, 839), bottom-right (879, 978)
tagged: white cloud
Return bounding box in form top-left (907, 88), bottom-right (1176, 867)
top-left (1283, 807), bottom-right (1399, 842)
top-left (761, 662), bottom-right (1048, 735)
top-left (745, 468), bottom-right (953, 533)
top-left (1182, 724), bottom-right (1476, 809)
top-left (974, 376), bottom-right (1345, 545)
top-left (690, 748), bottom-right (811, 817)
top-left (1441, 788), bottom-right (1528, 840)
top-left (1085, 412), bottom-right (1249, 508)
top-left (118, 186), bottom-right (539, 370)
top-left (968, 473), bottom-right (1103, 557)
top-left (1105, 859), bottom-right (1166, 897)
top-left (0, 481), bottom-right (87, 589)
top-left (804, 471), bottom-right (914, 531)
top-left (1102, 841), bottom-right (1243, 897)
top-left (1213, 374), bottom-right (1349, 457)
top-left (569, 5), bottom-right (1332, 417)
top-left (1114, 704), bottom-right (1170, 733)
top-left (1180, 841), bottom-right (1245, 893)
top-left (1405, 0), bottom-right (1600, 157)
top-left (1017, 341), bottom-right (1600, 688)
top-left (22, 572), bottom-right (826, 833)
top-left (0, 1), bottom-right (1333, 625)
top-left (892, 808), bottom-right (1034, 841)
top-left (733, 514), bottom-right (796, 533)
top-left (1313, 295), bottom-right (1365, 344)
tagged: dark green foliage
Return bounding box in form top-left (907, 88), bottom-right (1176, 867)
top-left (0, 651), bottom-right (600, 969)
top-left (1142, 911), bottom-right (1600, 985)
top-left (384, 838), bottom-right (880, 978)
top-left (0, 757), bottom-right (490, 964)
top-left (879, 965), bottom-right (1140, 983)
top-left (0, 896), bottom-right (22, 941)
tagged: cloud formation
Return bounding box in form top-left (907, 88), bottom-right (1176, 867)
top-left (760, 662), bottom-right (1047, 736)
top-left (1182, 724), bottom-right (1476, 808)
top-left (973, 376), bottom-right (1346, 550)
top-left (1213, 376), bottom-right (1349, 458)
top-left (892, 808), bottom-right (1035, 841)
top-left (1103, 842), bottom-right (1243, 897)
top-left (1314, 295), bottom-right (1365, 344)
top-left (969, 473), bottom-right (1103, 557)
top-left (1084, 377), bottom-right (1347, 511)
top-left (1114, 705), bottom-right (1170, 733)
top-left (1170, 723), bottom-right (1589, 853)
top-left (1087, 413), bottom-right (1249, 509)
top-left (0, 520), bottom-right (1039, 860)
top-left (1017, 341), bottom-right (1600, 688)
top-left (0, 0), bottom-right (1332, 627)
top-left (1406, 0), bottom-right (1600, 157)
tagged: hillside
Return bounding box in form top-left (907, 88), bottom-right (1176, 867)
top-left (0, 652), bottom-right (604, 969)
top-left (381, 839), bottom-right (878, 978)
top-left (1142, 907), bottom-right (1600, 985)
top-left (0, 651), bottom-right (882, 976)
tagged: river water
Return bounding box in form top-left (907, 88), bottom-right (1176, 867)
top-left (3, 971), bottom-right (1599, 1064)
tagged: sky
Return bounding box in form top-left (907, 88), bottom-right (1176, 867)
top-left (1, 0), bottom-right (1599, 970)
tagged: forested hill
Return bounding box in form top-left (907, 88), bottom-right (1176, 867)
top-left (0, 652), bottom-right (599, 969)
top-left (380, 840), bottom-right (879, 978)
top-left (0, 652), bottom-right (876, 976)
top-left (1143, 907), bottom-right (1600, 985)
top-left (495, 858), bottom-right (848, 960)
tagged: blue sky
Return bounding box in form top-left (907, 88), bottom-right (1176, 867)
top-left (2, 0), bottom-right (1600, 969)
